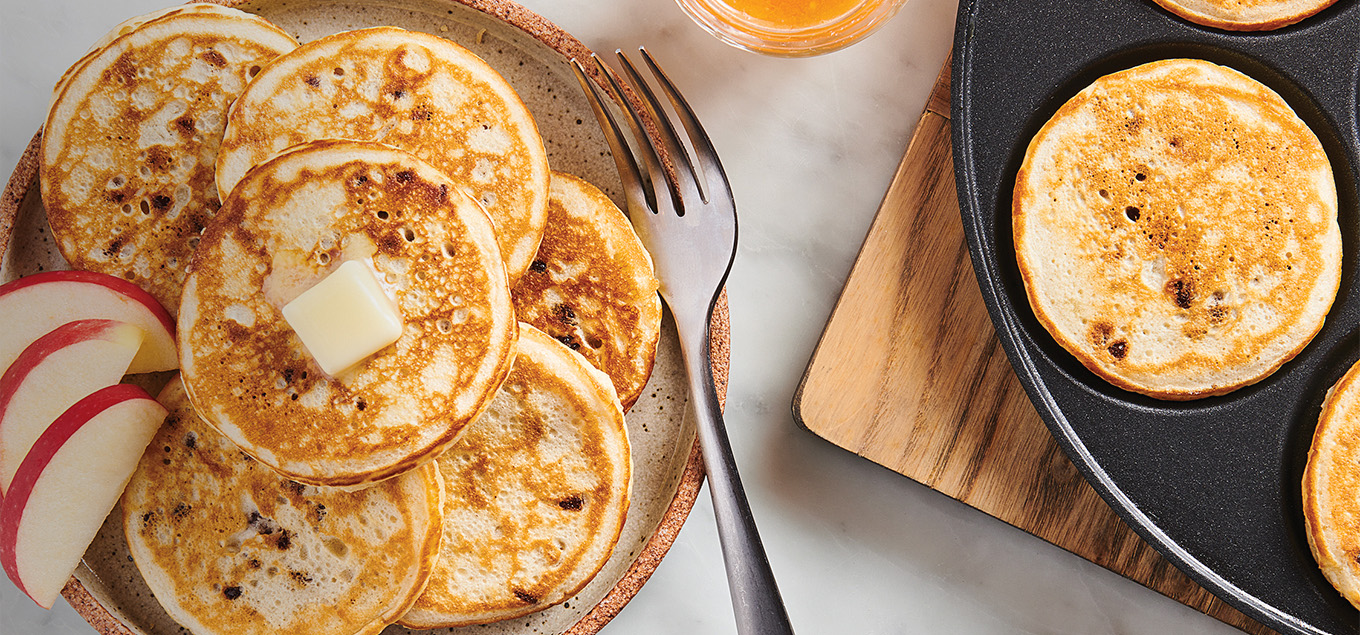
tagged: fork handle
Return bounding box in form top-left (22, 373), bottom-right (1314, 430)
top-left (677, 314), bottom-right (795, 635)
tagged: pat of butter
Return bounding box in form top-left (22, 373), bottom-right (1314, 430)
top-left (282, 260), bottom-right (402, 375)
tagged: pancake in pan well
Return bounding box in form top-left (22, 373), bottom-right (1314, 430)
top-left (178, 140), bottom-right (516, 487)
top-left (1150, 0), bottom-right (1339, 30)
top-left (1304, 359), bottom-right (1360, 610)
top-left (40, 6), bottom-right (297, 314)
top-left (122, 377), bottom-right (444, 635)
top-left (1013, 59), bottom-right (1340, 400)
top-left (400, 324), bottom-right (630, 628)
top-left (512, 172), bottom-right (661, 412)
top-left (215, 26), bottom-right (550, 284)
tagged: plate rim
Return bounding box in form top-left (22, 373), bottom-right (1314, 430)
top-left (950, 1), bottom-right (1358, 634)
top-left (0, 0), bottom-right (726, 631)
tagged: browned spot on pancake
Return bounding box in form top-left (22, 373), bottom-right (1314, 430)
top-left (555, 335), bottom-right (580, 351)
top-left (171, 502), bottom-right (191, 520)
top-left (558, 495), bottom-right (583, 511)
top-left (554, 303), bottom-right (577, 326)
top-left (200, 49), bottom-right (227, 68)
top-left (105, 52), bottom-right (137, 85)
top-left (212, 326), bottom-right (254, 356)
top-left (290, 570), bottom-right (313, 585)
top-left (395, 170), bottom-right (413, 183)
top-left (275, 529), bottom-right (291, 550)
top-left (104, 238), bottom-right (123, 259)
top-left (304, 74), bottom-right (320, 87)
top-left (151, 194), bottom-right (172, 211)
top-left (529, 260), bottom-right (547, 273)
top-left (175, 116), bottom-right (196, 136)
top-left (146, 146), bottom-right (174, 171)
top-left (513, 589), bottom-right (538, 605)
top-left (1166, 278), bottom-right (1194, 309)
top-left (1209, 305), bottom-right (1229, 323)
top-left (222, 586), bottom-right (242, 600)
top-left (1089, 321), bottom-right (1113, 346)
top-left (1108, 340), bottom-right (1128, 360)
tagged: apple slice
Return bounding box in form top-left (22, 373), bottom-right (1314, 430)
top-left (0, 319), bottom-right (145, 495)
top-left (0, 271), bottom-right (176, 375)
top-left (0, 384), bottom-right (166, 608)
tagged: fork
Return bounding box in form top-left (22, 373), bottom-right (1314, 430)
top-left (572, 50), bottom-right (794, 635)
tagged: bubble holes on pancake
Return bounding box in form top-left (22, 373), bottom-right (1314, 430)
top-left (996, 41), bottom-right (1357, 412)
top-left (1279, 330), bottom-right (1360, 616)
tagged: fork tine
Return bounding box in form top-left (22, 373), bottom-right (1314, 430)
top-left (571, 59), bottom-right (649, 218)
top-left (638, 48), bottom-right (731, 207)
top-left (589, 54), bottom-right (674, 216)
top-left (615, 51), bottom-right (704, 209)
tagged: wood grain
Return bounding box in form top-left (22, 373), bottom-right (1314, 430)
top-left (793, 56), bottom-right (1275, 635)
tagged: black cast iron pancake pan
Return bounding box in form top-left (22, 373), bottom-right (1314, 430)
top-left (951, 1), bottom-right (1360, 633)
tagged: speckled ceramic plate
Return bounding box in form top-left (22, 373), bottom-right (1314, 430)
top-left (0, 1), bottom-right (725, 633)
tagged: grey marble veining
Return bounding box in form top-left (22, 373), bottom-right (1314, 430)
top-left (0, 0), bottom-right (1244, 633)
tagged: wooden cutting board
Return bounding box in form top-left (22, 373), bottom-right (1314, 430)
top-left (792, 56), bottom-right (1276, 635)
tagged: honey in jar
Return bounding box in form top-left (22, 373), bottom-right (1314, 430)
top-left (675, 0), bottom-right (907, 56)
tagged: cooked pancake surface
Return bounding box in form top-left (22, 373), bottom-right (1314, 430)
top-left (51, 3), bottom-right (230, 108)
top-left (512, 172), bottom-right (661, 411)
top-left (179, 140), bottom-right (516, 487)
top-left (1013, 59), bottom-right (1340, 399)
top-left (402, 325), bottom-right (630, 628)
top-left (1151, 0), bottom-right (1338, 30)
top-left (1304, 360), bottom-right (1360, 610)
top-left (216, 26), bottom-right (549, 284)
top-left (122, 377), bottom-right (444, 635)
top-left (40, 6), bottom-right (296, 314)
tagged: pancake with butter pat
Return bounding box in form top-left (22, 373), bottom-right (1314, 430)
top-left (512, 172), bottom-right (661, 411)
top-left (1013, 59), bottom-right (1340, 399)
top-left (401, 324), bottom-right (630, 628)
top-left (1151, 0), bottom-right (1339, 30)
top-left (178, 140), bottom-right (516, 487)
top-left (216, 26), bottom-right (549, 284)
top-left (122, 377), bottom-right (444, 635)
top-left (1304, 359), bottom-right (1360, 609)
top-left (40, 6), bottom-right (297, 314)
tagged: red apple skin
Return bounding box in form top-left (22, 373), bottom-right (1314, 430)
top-left (0, 384), bottom-right (166, 607)
top-left (0, 319), bottom-right (143, 497)
top-left (0, 271), bottom-right (176, 374)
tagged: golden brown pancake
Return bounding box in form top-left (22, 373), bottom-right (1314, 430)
top-left (1151, 0), bottom-right (1339, 30)
top-left (178, 140), bottom-right (516, 487)
top-left (215, 26), bottom-right (549, 284)
top-left (512, 172), bottom-right (661, 411)
top-left (401, 325), bottom-right (630, 628)
top-left (1013, 59), bottom-right (1340, 399)
top-left (40, 6), bottom-right (296, 314)
top-left (1304, 359), bottom-right (1360, 610)
top-left (122, 376), bottom-right (444, 635)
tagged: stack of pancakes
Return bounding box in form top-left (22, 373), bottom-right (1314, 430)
top-left (39, 6), bottom-right (662, 634)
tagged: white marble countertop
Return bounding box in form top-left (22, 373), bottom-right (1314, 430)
top-left (1, 1), bottom-right (1248, 633)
